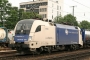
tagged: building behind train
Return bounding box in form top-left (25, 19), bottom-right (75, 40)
top-left (20, 0), bottom-right (63, 21)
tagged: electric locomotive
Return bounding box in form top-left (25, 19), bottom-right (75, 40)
top-left (9, 19), bottom-right (83, 54)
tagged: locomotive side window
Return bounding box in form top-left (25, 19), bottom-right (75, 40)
top-left (35, 25), bottom-right (41, 32)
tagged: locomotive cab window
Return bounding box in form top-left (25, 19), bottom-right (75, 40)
top-left (35, 25), bottom-right (41, 32)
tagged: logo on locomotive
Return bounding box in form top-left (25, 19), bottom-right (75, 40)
top-left (65, 29), bottom-right (68, 35)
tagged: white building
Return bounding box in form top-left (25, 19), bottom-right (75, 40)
top-left (20, 0), bottom-right (63, 21)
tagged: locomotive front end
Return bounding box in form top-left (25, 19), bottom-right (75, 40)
top-left (9, 19), bottom-right (54, 54)
top-left (9, 19), bottom-right (34, 52)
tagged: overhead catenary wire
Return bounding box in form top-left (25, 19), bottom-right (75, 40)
top-left (72, 0), bottom-right (90, 10)
top-left (64, 2), bottom-right (88, 13)
top-left (63, 1), bottom-right (90, 19)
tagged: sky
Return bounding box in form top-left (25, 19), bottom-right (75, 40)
top-left (8, 0), bottom-right (90, 22)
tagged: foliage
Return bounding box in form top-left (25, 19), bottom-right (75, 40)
top-left (54, 14), bottom-right (78, 26)
top-left (79, 20), bottom-right (90, 29)
top-left (5, 7), bottom-right (42, 29)
top-left (18, 9), bottom-right (24, 20)
top-left (63, 14), bottom-right (78, 26)
top-left (22, 12), bottom-right (42, 19)
top-left (54, 15), bottom-right (64, 24)
top-left (5, 7), bottom-right (20, 29)
top-left (0, 0), bottom-right (11, 26)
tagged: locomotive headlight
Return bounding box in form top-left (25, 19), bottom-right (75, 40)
top-left (29, 36), bottom-right (32, 40)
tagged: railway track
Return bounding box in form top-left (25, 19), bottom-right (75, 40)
top-left (0, 48), bottom-right (11, 51)
top-left (0, 50), bottom-right (17, 58)
top-left (0, 48), bottom-right (90, 60)
top-left (42, 49), bottom-right (90, 60)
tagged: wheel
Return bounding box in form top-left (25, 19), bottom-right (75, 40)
top-left (47, 47), bottom-right (52, 53)
top-left (36, 47), bottom-right (43, 54)
top-left (70, 45), bottom-right (77, 51)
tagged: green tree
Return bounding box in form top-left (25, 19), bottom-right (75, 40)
top-left (54, 15), bottom-right (64, 24)
top-left (63, 14), bottom-right (78, 26)
top-left (22, 12), bottom-right (42, 19)
top-left (18, 9), bottom-right (24, 20)
top-left (5, 7), bottom-right (19, 29)
top-left (0, 0), bottom-right (11, 27)
top-left (79, 20), bottom-right (90, 29)
top-left (54, 14), bottom-right (78, 26)
top-left (5, 7), bottom-right (42, 29)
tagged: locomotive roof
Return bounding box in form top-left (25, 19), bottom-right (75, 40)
top-left (18, 19), bottom-right (36, 24)
top-left (56, 24), bottom-right (78, 29)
